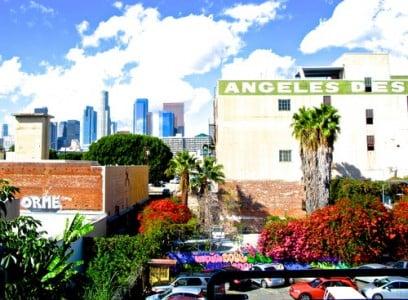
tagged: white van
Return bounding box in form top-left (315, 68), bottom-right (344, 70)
top-left (323, 286), bottom-right (366, 299)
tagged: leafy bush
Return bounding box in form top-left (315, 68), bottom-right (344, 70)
top-left (258, 198), bottom-right (392, 264)
top-left (387, 199), bottom-right (408, 259)
top-left (138, 199), bottom-right (192, 233)
top-left (84, 134), bottom-right (172, 183)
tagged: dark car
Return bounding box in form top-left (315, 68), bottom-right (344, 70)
top-left (221, 266), bottom-right (251, 291)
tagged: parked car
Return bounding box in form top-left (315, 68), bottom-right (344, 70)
top-left (354, 263), bottom-right (387, 283)
top-left (323, 286), bottom-right (365, 300)
top-left (361, 276), bottom-right (408, 299)
top-left (146, 286), bottom-right (205, 300)
top-left (151, 274), bottom-right (209, 294)
top-left (250, 263), bottom-right (286, 288)
top-left (289, 277), bottom-right (358, 300)
top-left (386, 260), bottom-right (408, 269)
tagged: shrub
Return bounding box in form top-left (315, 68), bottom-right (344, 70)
top-left (258, 198), bottom-right (392, 264)
top-left (387, 199), bottom-right (408, 259)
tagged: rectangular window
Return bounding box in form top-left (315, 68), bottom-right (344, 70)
top-left (279, 150), bottom-right (292, 162)
top-left (323, 95), bottom-right (331, 105)
top-left (366, 109), bottom-right (374, 124)
top-left (367, 135), bottom-right (375, 151)
top-left (278, 99), bottom-right (291, 111)
top-left (364, 77), bottom-right (372, 92)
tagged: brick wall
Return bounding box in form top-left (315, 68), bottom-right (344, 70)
top-left (220, 180), bottom-right (306, 218)
top-left (0, 161), bottom-right (103, 210)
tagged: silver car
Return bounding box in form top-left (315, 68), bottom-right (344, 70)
top-left (354, 263), bottom-right (387, 283)
top-left (250, 263), bottom-right (286, 288)
top-left (361, 276), bottom-right (408, 300)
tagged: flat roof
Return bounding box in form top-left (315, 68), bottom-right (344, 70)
top-left (13, 113), bottom-right (54, 118)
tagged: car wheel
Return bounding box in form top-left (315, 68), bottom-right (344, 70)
top-left (299, 293), bottom-right (311, 300)
top-left (372, 294), bottom-right (383, 300)
top-left (261, 280), bottom-right (268, 288)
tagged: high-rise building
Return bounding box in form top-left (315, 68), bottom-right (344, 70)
top-left (98, 91), bottom-right (111, 139)
top-left (57, 121), bottom-right (67, 149)
top-left (163, 102), bottom-right (184, 136)
top-left (66, 120), bottom-right (80, 147)
top-left (133, 98), bottom-right (148, 134)
top-left (1, 124), bottom-right (8, 137)
top-left (111, 121), bottom-right (118, 134)
top-left (49, 122), bottom-right (58, 150)
top-left (82, 106), bottom-right (97, 146)
top-left (34, 107), bottom-right (48, 114)
top-left (160, 111), bottom-right (175, 137)
top-left (147, 112), bottom-right (152, 135)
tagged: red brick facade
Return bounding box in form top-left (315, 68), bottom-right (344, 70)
top-left (221, 180), bottom-right (306, 218)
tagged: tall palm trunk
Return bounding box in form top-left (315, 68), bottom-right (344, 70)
top-left (317, 145), bottom-right (333, 208)
top-left (180, 172), bottom-right (189, 206)
top-left (301, 148), bottom-right (320, 213)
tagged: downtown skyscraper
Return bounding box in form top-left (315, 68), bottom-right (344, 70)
top-left (98, 91), bottom-right (111, 139)
top-left (82, 106), bottom-right (97, 146)
top-left (133, 98), bottom-right (148, 135)
top-left (160, 111), bottom-right (175, 137)
top-left (163, 102), bottom-right (184, 136)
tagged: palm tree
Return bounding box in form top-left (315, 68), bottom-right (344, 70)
top-left (165, 151), bottom-right (197, 206)
top-left (291, 104), bottom-right (340, 213)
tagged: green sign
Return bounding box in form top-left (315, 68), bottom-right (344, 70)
top-left (218, 80), bottom-right (408, 95)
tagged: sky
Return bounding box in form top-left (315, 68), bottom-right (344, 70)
top-left (0, 0), bottom-right (407, 137)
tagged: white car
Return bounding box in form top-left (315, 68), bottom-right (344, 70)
top-left (361, 276), bottom-right (408, 300)
top-left (151, 275), bottom-right (209, 294)
top-left (354, 263), bottom-right (387, 283)
top-left (146, 286), bottom-right (205, 300)
top-left (250, 263), bottom-right (286, 288)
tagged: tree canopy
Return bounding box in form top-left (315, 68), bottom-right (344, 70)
top-left (84, 134), bottom-right (173, 183)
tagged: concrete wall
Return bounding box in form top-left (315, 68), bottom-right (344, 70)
top-left (104, 165), bottom-right (148, 216)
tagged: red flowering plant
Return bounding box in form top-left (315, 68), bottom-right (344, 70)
top-left (258, 198), bottom-right (392, 265)
top-left (138, 198), bottom-right (192, 234)
top-left (387, 199), bottom-right (408, 259)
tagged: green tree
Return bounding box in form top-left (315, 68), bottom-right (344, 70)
top-left (84, 134), bottom-right (172, 183)
top-left (0, 214), bottom-right (93, 299)
top-left (0, 179), bottom-right (19, 217)
top-left (291, 104), bottom-right (340, 213)
top-left (165, 151), bottom-right (197, 206)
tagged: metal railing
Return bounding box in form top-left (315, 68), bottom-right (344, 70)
top-left (207, 268), bottom-right (408, 300)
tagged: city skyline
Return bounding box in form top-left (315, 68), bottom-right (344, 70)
top-left (1, 1), bottom-right (406, 137)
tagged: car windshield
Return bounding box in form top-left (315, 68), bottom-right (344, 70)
top-left (309, 279), bottom-right (322, 288)
top-left (373, 278), bottom-right (390, 287)
top-left (264, 267), bottom-right (277, 272)
top-left (158, 288), bottom-right (173, 299)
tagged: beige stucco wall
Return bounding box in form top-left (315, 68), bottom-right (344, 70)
top-left (335, 53), bottom-right (391, 80)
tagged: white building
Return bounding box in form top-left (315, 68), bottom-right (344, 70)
top-left (215, 53), bottom-right (408, 216)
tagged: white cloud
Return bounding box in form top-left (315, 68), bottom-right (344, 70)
top-left (21, 0), bottom-right (55, 15)
top-left (3, 2), bottom-right (284, 136)
top-left (300, 0), bottom-right (408, 74)
top-left (76, 20), bottom-right (89, 35)
top-left (0, 57), bottom-right (27, 96)
top-left (113, 1), bottom-right (123, 10)
top-left (224, 0), bottom-right (283, 32)
top-left (221, 49), bottom-right (296, 79)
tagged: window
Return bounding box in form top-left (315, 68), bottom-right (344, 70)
top-left (367, 135), bottom-right (375, 151)
top-left (399, 282), bottom-right (408, 289)
top-left (364, 77), bottom-right (372, 92)
top-left (278, 99), bottom-right (291, 111)
top-left (366, 109), bottom-right (374, 124)
top-left (186, 278), bottom-right (202, 285)
top-left (323, 95), bottom-right (331, 105)
top-left (279, 150), bottom-right (292, 162)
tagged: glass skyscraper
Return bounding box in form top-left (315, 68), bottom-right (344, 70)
top-left (66, 120), bottom-right (80, 147)
top-left (98, 91), bottom-right (111, 139)
top-left (49, 122), bottom-right (58, 150)
top-left (34, 107), bottom-right (48, 114)
top-left (1, 124), bottom-right (8, 137)
top-left (163, 102), bottom-right (184, 136)
top-left (133, 98), bottom-right (148, 134)
top-left (160, 111), bottom-right (175, 137)
top-left (82, 106), bottom-right (97, 145)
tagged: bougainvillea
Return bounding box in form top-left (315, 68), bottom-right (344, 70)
top-left (387, 199), bottom-right (408, 259)
top-left (138, 198), bottom-right (192, 233)
top-left (258, 198), bottom-right (393, 264)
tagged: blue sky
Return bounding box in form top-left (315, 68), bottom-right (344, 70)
top-left (0, 0), bottom-right (406, 136)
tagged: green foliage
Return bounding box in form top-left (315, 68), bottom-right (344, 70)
top-left (84, 134), bottom-right (172, 183)
top-left (57, 151), bottom-right (85, 160)
top-left (191, 156), bottom-right (225, 196)
top-left (329, 177), bottom-right (402, 204)
top-left (0, 214), bottom-right (94, 299)
top-left (0, 179), bottom-right (19, 217)
top-left (49, 149), bottom-right (58, 159)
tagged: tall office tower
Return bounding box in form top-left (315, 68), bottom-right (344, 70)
top-left (82, 106), bottom-right (97, 145)
top-left (98, 90), bottom-right (111, 139)
top-left (147, 112), bottom-right (152, 135)
top-left (111, 121), bottom-right (118, 134)
top-left (160, 111), bottom-right (175, 137)
top-left (163, 102), bottom-right (184, 136)
top-left (57, 121), bottom-right (67, 149)
top-left (49, 122), bottom-right (58, 150)
top-left (133, 98), bottom-right (148, 134)
top-left (1, 124), bottom-right (8, 137)
top-left (66, 120), bottom-right (80, 147)
top-left (34, 107), bottom-right (48, 114)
